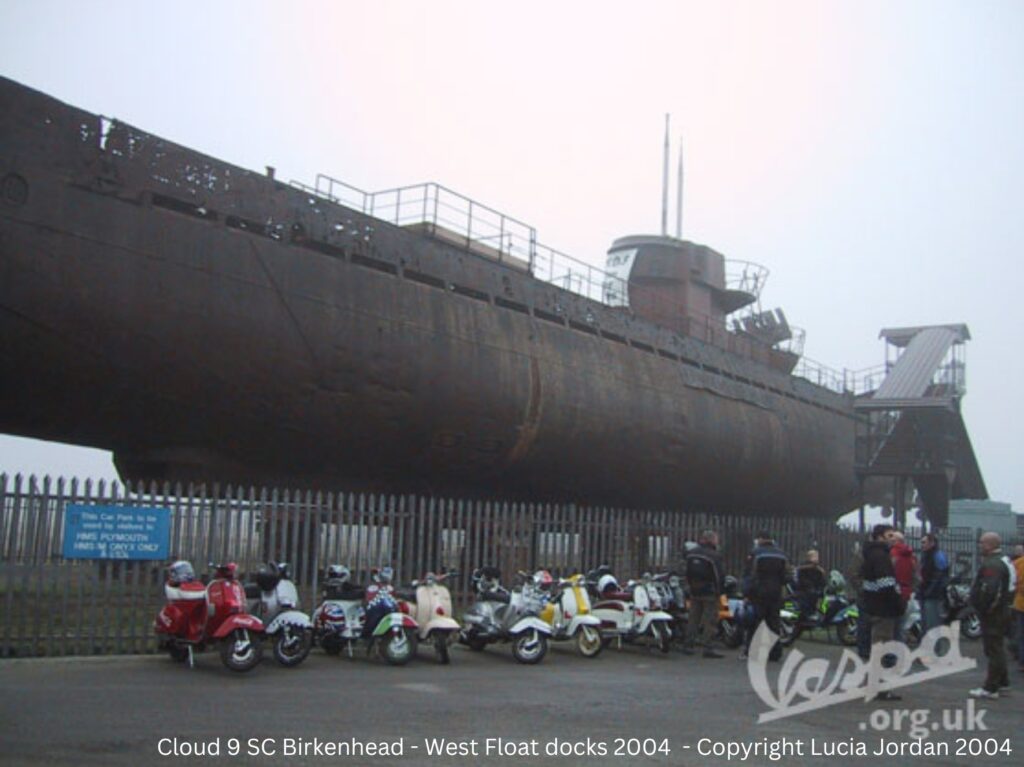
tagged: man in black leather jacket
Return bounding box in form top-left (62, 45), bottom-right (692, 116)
top-left (684, 530), bottom-right (725, 658)
top-left (857, 524), bottom-right (904, 700)
top-left (968, 532), bottom-right (1013, 699)
top-left (742, 531), bottom-right (789, 662)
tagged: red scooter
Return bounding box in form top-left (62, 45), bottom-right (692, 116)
top-left (155, 560), bottom-right (265, 672)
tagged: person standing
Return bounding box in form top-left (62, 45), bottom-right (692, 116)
top-left (858, 524), bottom-right (904, 700)
top-left (968, 532), bottom-right (1012, 699)
top-left (742, 531), bottom-right (789, 662)
top-left (918, 533), bottom-right (949, 638)
top-left (683, 530), bottom-right (725, 658)
top-left (795, 549), bottom-right (827, 625)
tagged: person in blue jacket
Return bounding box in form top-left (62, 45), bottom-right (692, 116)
top-left (917, 532), bottom-right (949, 638)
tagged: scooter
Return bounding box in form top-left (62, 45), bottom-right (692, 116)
top-left (943, 577), bottom-right (981, 640)
top-left (244, 561), bottom-right (313, 667)
top-left (535, 572), bottom-right (603, 658)
top-left (650, 572), bottom-right (688, 647)
top-left (312, 565), bottom-right (419, 665)
top-left (312, 564), bottom-right (366, 658)
top-left (587, 566), bottom-right (674, 652)
top-left (400, 570), bottom-right (461, 664)
top-left (717, 576), bottom-right (748, 649)
top-left (459, 567), bottom-right (553, 664)
top-left (155, 560), bottom-right (264, 672)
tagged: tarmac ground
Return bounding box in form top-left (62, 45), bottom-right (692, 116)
top-left (0, 634), bottom-right (1021, 766)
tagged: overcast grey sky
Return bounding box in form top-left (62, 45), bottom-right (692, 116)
top-left (1, 1), bottom-right (1021, 515)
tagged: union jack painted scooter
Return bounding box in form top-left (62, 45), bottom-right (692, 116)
top-left (312, 565), bottom-right (419, 665)
top-left (155, 560), bottom-right (264, 672)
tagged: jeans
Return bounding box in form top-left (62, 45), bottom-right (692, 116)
top-left (921, 598), bottom-right (943, 638)
top-left (856, 609), bottom-right (871, 660)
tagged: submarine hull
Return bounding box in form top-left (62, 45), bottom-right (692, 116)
top-left (0, 77), bottom-right (859, 515)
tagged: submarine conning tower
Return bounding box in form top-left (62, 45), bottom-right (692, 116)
top-left (605, 235), bottom-right (800, 373)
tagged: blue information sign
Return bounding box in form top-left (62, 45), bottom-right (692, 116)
top-left (62, 504), bottom-right (170, 560)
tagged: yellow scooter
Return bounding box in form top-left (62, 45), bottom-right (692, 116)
top-left (536, 572), bottom-right (603, 658)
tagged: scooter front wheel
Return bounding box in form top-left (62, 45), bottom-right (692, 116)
top-left (434, 633), bottom-right (451, 665)
top-left (960, 611), bottom-right (982, 640)
top-left (273, 627), bottom-right (312, 667)
top-left (220, 629), bottom-right (263, 672)
top-left (511, 631), bottom-right (548, 664)
top-left (380, 629), bottom-right (417, 666)
top-left (651, 622), bottom-right (671, 653)
top-left (576, 626), bottom-right (603, 658)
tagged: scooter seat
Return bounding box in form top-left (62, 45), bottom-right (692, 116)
top-left (600, 591), bottom-right (633, 602)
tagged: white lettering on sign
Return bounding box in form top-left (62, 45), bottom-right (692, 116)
top-left (63, 505), bottom-right (170, 560)
top-left (603, 248), bottom-right (637, 307)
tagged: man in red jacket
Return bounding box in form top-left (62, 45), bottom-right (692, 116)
top-left (887, 530), bottom-right (918, 642)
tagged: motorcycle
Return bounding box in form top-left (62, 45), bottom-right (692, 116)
top-left (587, 566), bottom-right (674, 652)
top-left (535, 572), bottom-right (603, 658)
top-left (399, 570), bottom-right (461, 664)
top-left (312, 565), bottom-right (420, 665)
top-left (459, 567), bottom-right (553, 664)
top-left (155, 560), bottom-right (264, 672)
top-left (779, 570), bottom-right (859, 647)
top-left (244, 561), bottom-right (313, 667)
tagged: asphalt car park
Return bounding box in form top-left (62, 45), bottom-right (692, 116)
top-left (0, 639), bottom-right (1020, 767)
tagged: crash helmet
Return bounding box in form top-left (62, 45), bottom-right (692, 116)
top-left (256, 562), bottom-right (281, 592)
top-left (326, 564), bottom-right (350, 582)
top-left (372, 565), bottom-right (394, 585)
top-left (723, 574), bottom-right (739, 597)
top-left (167, 560), bottom-right (196, 586)
top-left (473, 566), bottom-right (499, 592)
top-left (597, 573), bottom-right (620, 595)
top-left (827, 570), bottom-right (846, 593)
top-left (534, 569), bottom-right (554, 588)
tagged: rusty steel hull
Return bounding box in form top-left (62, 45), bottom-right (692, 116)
top-left (0, 77), bottom-right (860, 514)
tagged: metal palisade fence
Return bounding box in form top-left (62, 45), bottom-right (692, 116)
top-left (0, 473), bottom-right (982, 658)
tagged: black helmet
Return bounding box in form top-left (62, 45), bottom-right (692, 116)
top-left (723, 575), bottom-right (739, 597)
top-left (256, 562), bottom-right (281, 592)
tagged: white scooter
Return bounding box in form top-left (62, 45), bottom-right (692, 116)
top-left (400, 571), bottom-right (461, 664)
top-left (244, 561), bottom-right (313, 667)
top-left (460, 567), bottom-right (553, 664)
top-left (587, 566), bottom-right (674, 652)
top-left (535, 572), bottom-right (603, 657)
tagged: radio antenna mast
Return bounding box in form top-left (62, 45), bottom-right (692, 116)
top-left (660, 114), bottom-right (670, 236)
top-left (675, 136), bottom-right (684, 239)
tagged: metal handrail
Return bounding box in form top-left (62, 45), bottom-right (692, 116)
top-left (724, 260), bottom-right (769, 298)
top-left (294, 171), bottom-right (868, 395)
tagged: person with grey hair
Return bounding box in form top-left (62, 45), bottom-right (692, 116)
top-left (968, 532), bottom-right (1013, 699)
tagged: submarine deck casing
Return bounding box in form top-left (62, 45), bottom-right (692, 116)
top-left (0, 77), bottom-right (859, 515)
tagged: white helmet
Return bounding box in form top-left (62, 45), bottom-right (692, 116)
top-left (326, 564), bottom-right (350, 582)
top-left (597, 573), bottom-right (619, 595)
